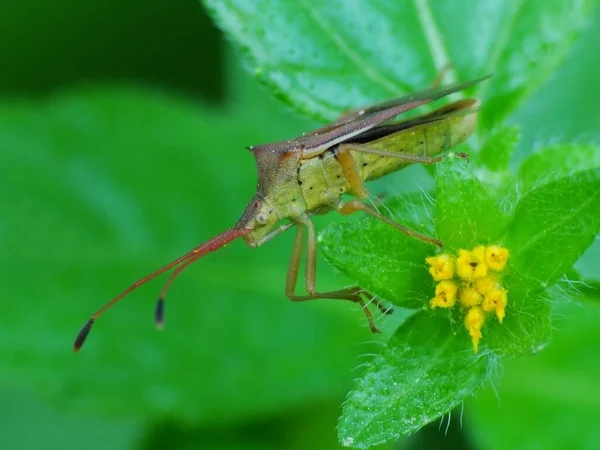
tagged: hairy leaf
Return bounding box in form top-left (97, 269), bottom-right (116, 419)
top-left (469, 301), bottom-right (600, 450)
top-left (204, 0), bottom-right (595, 127)
top-left (435, 154), bottom-right (509, 250)
top-left (338, 311), bottom-right (490, 448)
top-left (320, 195), bottom-right (436, 309)
top-left (518, 144), bottom-right (600, 192)
top-left (505, 167), bottom-right (600, 292)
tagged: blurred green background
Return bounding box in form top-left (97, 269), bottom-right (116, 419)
top-left (1, 1), bottom-right (599, 449)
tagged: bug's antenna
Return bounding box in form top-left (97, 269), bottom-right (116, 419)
top-left (74, 227), bottom-right (250, 352)
top-left (155, 253), bottom-right (202, 329)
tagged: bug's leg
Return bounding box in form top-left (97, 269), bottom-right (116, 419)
top-left (336, 146), bottom-right (371, 199)
top-left (284, 217), bottom-right (392, 333)
top-left (338, 198), bottom-right (442, 249)
top-left (338, 143), bottom-right (468, 166)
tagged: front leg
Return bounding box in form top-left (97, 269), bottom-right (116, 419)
top-left (285, 215), bottom-right (392, 333)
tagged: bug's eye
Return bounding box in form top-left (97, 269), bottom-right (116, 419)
top-left (256, 213), bottom-right (268, 225)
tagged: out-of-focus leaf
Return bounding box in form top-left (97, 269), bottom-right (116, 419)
top-left (477, 125), bottom-right (520, 172)
top-left (517, 144), bottom-right (600, 192)
top-left (0, 387), bottom-right (139, 450)
top-left (0, 87), bottom-right (374, 422)
top-left (468, 301), bottom-right (600, 450)
top-left (320, 195), bottom-right (436, 309)
top-left (338, 311), bottom-right (490, 449)
top-left (204, 0), bottom-right (595, 128)
top-left (511, 5), bottom-right (600, 157)
top-left (139, 403), bottom-right (368, 450)
top-left (462, 0), bottom-right (598, 129)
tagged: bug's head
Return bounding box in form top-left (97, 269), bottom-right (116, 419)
top-left (236, 195), bottom-right (281, 247)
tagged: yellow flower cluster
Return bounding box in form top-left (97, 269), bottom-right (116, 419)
top-left (426, 245), bottom-right (509, 353)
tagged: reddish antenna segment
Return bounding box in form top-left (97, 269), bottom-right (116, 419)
top-left (74, 227), bottom-right (250, 352)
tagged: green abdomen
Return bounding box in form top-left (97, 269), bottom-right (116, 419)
top-left (297, 108), bottom-right (477, 212)
top-left (358, 113), bottom-right (475, 182)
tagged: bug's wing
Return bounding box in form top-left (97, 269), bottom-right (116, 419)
top-left (348, 98), bottom-right (480, 144)
top-left (332, 75), bottom-right (488, 126)
top-left (249, 75), bottom-right (490, 155)
top-left (297, 74), bottom-right (491, 154)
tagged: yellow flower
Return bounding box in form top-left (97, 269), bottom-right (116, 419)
top-left (430, 280), bottom-right (458, 309)
top-left (482, 288), bottom-right (508, 323)
top-left (465, 306), bottom-right (485, 353)
top-left (456, 247), bottom-right (488, 281)
top-left (425, 244), bottom-right (510, 352)
top-left (458, 285), bottom-right (482, 308)
top-left (485, 246), bottom-right (509, 271)
top-left (474, 274), bottom-right (498, 295)
top-left (425, 254), bottom-right (455, 280)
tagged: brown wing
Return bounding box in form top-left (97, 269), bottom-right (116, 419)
top-left (249, 74), bottom-right (491, 155)
top-left (348, 98), bottom-right (480, 144)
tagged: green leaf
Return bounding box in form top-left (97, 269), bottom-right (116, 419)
top-left (204, 0), bottom-right (594, 126)
top-left (435, 154), bottom-right (509, 250)
top-left (518, 143), bottom-right (600, 192)
top-left (338, 311), bottom-right (490, 449)
top-left (484, 294), bottom-right (552, 357)
top-left (320, 195), bottom-right (436, 309)
top-left (472, 0), bottom-right (598, 129)
top-left (564, 268), bottom-right (600, 303)
top-left (485, 168), bottom-right (600, 356)
top-left (506, 167), bottom-right (600, 292)
top-left (468, 301), bottom-right (600, 450)
top-left (477, 125), bottom-right (520, 172)
top-left (0, 86), bottom-right (373, 422)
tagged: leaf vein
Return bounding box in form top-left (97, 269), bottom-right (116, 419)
top-left (297, 0), bottom-right (408, 96)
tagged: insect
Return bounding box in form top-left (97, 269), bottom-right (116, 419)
top-left (74, 75), bottom-right (490, 351)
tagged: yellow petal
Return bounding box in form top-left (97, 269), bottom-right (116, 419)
top-left (456, 248), bottom-right (488, 281)
top-left (465, 306), bottom-right (485, 353)
top-left (458, 285), bottom-right (483, 308)
top-left (485, 246), bottom-right (509, 271)
top-left (426, 253), bottom-right (456, 280)
top-left (474, 274), bottom-right (498, 295)
top-left (430, 280), bottom-right (458, 308)
top-left (482, 288), bottom-right (508, 323)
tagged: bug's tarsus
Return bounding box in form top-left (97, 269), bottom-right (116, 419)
top-left (454, 152), bottom-right (470, 163)
top-left (74, 318), bottom-right (95, 352)
top-left (360, 299), bottom-right (381, 334)
top-left (370, 297), bottom-right (394, 316)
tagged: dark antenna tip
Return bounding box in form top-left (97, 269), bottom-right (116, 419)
top-left (74, 318), bottom-right (95, 353)
top-left (155, 296), bottom-right (165, 330)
